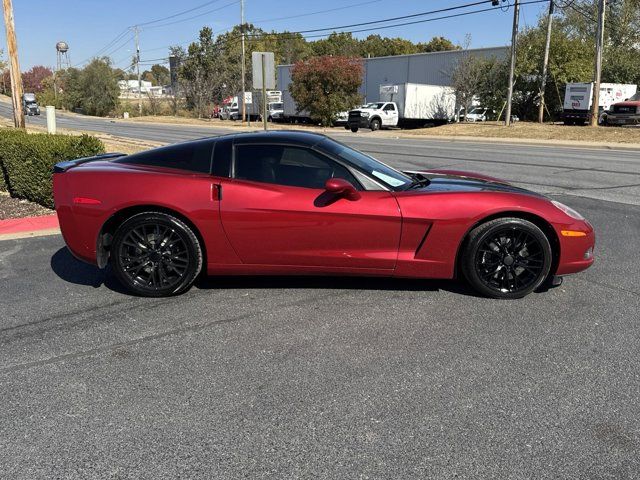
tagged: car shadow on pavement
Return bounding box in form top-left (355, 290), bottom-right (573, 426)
top-left (195, 275), bottom-right (480, 297)
top-left (50, 246), bottom-right (481, 297)
top-left (50, 247), bottom-right (130, 295)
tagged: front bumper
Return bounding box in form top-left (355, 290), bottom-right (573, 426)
top-left (347, 117), bottom-right (370, 128)
top-left (555, 220), bottom-right (595, 275)
top-left (607, 114), bottom-right (640, 126)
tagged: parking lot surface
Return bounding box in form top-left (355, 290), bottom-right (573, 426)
top-left (1, 136), bottom-right (640, 478)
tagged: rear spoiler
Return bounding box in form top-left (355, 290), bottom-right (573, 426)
top-left (53, 152), bottom-right (126, 173)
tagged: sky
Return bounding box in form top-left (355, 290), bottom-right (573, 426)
top-left (2, 0), bottom-right (548, 71)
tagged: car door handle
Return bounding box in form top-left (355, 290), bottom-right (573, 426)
top-left (212, 184), bottom-right (222, 201)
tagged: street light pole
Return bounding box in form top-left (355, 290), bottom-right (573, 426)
top-left (590, 0), bottom-right (606, 127)
top-left (2, 0), bottom-right (25, 128)
top-left (240, 0), bottom-right (246, 124)
top-left (538, 0), bottom-right (554, 123)
top-left (505, 0), bottom-right (520, 126)
top-left (133, 26), bottom-right (142, 116)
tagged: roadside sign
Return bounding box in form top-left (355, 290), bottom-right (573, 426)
top-left (243, 91), bottom-right (253, 104)
top-left (252, 52), bottom-right (276, 90)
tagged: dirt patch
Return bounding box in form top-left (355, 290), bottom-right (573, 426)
top-left (0, 191), bottom-right (52, 220)
top-left (402, 121), bottom-right (640, 145)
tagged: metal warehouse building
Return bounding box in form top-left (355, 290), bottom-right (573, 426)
top-left (277, 46), bottom-right (508, 116)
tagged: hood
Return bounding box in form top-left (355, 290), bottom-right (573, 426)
top-left (404, 170), bottom-right (545, 198)
top-left (612, 101), bottom-right (640, 107)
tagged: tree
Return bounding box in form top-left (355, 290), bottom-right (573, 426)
top-left (310, 32), bottom-right (361, 57)
top-left (360, 35), bottom-right (418, 57)
top-left (450, 54), bottom-right (486, 120)
top-left (289, 56), bottom-right (363, 126)
top-left (79, 58), bottom-right (120, 116)
top-left (22, 66), bottom-right (53, 93)
top-left (418, 36), bottom-right (460, 53)
top-left (179, 27), bottom-right (221, 117)
top-left (150, 64), bottom-right (170, 86)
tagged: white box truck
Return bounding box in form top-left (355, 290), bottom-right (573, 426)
top-left (220, 90), bottom-right (282, 121)
top-left (347, 83), bottom-right (456, 132)
top-left (562, 82), bottom-right (637, 125)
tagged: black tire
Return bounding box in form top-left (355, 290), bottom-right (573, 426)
top-left (344, 125), bottom-right (350, 130)
top-left (370, 118), bottom-right (381, 131)
top-left (111, 212), bottom-right (203, 297)
top-left (350, 126), bottom-right (359, 133)
top-left (461, 217), bottom-right (552, 299)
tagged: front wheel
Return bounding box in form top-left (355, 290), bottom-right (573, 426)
top-left (369, 118), bottom-right (381, 131)
top-left (111, 212), bottom-right (203, 297)
top-left (461, 218), bottom-right (552, 299)
top-left (350, 126), bottom-right (359, 133)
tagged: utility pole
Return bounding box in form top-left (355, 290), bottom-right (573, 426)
top-left (590, 0), bottom-right (606, 127)
top-left (504, 0), bottom-right (520, 126)
top-left (133, 26), bottom-right (142, 116)
top-left (2, 0), bottom-right (24, 128)
top-left (240, 0), bottom-right (246, 124)
top-left (538, 0), bottom-right (554, 123)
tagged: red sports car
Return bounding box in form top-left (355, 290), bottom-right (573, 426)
top-left (53, 131), bottom-right (594, 299)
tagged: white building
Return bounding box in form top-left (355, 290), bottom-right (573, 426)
top-left (118, 79), bottom-right (154, 94)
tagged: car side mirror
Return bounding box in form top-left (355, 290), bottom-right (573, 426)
top-left (325, 178), bottom-right (361, 201)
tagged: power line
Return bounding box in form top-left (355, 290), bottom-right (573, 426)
top-left (242, 0), bottom-right (548, 42)
top-left (135, 0), bottom-right (228, 27)
top-left (248, 0), bottom-right (499, 37)
top-left (73, 28), bottom-right (129, 67)
top-left (143, 0), bottom-right (239, 30)
top-left (249, 0), bottom-right (385, 25)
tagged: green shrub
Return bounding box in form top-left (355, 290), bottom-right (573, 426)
top-left (0, 129), bottom-right (105, 208)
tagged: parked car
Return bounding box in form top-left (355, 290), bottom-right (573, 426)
top-left (465, 107), bottom-right (494, 122)
top-left (53, 131), bottom-right (594, 299)
top-left (605, 91), bottom-right (640, 126)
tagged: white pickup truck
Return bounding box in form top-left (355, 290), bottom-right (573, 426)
top-left (347, 83), bottom-right (456, 132)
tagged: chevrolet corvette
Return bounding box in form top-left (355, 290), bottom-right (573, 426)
top-left (53, 131), bottom-right (595, 298)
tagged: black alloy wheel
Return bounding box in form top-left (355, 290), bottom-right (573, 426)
top-left (111, 212), bottom-right (202, 297)
top-left (462, 217), bottom-right (552, 299)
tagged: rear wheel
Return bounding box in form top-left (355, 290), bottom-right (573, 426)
top-left (111, 212), bottom-right (203, 297)
top-left (461, 218), bottom-right (552, 299)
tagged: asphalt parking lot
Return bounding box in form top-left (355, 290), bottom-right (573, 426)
top-left (2, 138), bottom-right (640, 478)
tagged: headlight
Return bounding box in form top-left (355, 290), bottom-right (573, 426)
top-left (552, 200), bottom-right (584, 220)
top-left (361, 112), bottom-right (370, 118)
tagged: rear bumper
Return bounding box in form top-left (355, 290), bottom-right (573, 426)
top-left (562, 111), bottom-right (590, 120)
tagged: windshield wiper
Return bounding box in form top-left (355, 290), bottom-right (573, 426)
top-left (406, 172), bottom-right (431, 189)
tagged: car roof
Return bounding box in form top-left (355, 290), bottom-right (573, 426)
top-left (221, 130), bottom-right (329, 147)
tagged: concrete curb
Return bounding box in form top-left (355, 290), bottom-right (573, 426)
top-left (0, 214), bottom-right (60, 241)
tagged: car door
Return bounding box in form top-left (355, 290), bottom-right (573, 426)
top-left (382, 103), bottom-right (398, 126)
top-left (218, 142), bottom-right (401, 271)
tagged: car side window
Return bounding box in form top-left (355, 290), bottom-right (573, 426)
top-left (115, 139), bottom-right (214, 173)
top-left (212, 138), bottom-right (232, 177)
top-left (234, 144), bottom-right (360, 190)
top-left (384, 104), bottom-right (395, 112)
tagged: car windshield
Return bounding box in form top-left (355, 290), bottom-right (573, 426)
top-left (470, 107), bottom-right (485, 114)
top-left (365, 103), bottom-right (385, 109)
top-left (318, 138), bottom-right (412, 189)
top-left (627, 92), bottom-right (640, 101)
top-left (271, 103), bottom-right (283, 109)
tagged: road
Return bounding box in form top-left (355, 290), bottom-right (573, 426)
top-left (3, 101), bottom-right (639, 207)
top-left (1, 106), bottom-right (640, 478)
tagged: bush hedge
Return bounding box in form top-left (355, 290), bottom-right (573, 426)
top-left (0, 129), bottom-right (105, 208)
